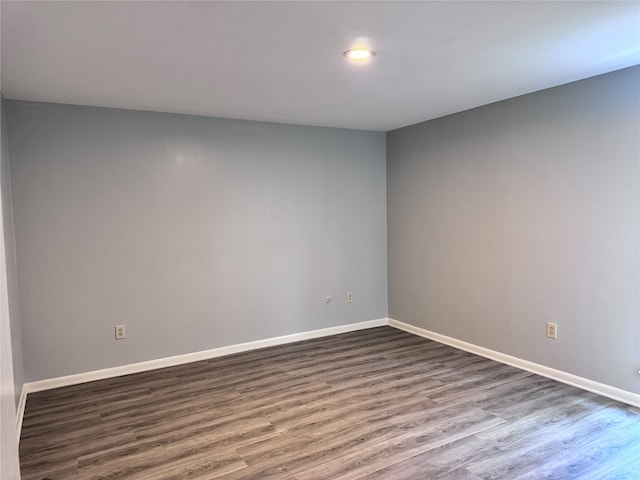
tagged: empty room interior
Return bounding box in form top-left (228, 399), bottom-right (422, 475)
top-left (1, 1), bottom-right (639, 479)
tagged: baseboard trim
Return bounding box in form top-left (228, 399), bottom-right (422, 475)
top-left (388, 318), bottom-right (640, 409)
top-left (20, 316), bottom-right (637, 435)
top-left (16, 384), bottom-right (27, 443)
top-left (23, 318), bottom-right (388, 395)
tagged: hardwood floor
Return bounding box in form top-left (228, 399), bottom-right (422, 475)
top-left (19, 326), bottom-right (640, 480)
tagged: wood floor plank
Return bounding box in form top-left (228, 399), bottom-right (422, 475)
top-left (292, 410), bottom-right (505, 480)
top-left (360, 458), bottom-right (483, 480)
top-left (19, 326), bottom-right (640, 480)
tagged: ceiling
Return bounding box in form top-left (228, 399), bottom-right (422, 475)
top-left (1, 1), bottom-right (639, 132)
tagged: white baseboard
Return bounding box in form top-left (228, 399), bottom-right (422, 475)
top-left (23, 318), bottom-right (388, 395)
top-left (18, 315), bottom-right (638, 446)
top-left (388, 318), bottom-right (640, 409)
top-left (16, 384), bottom-right (27, 444)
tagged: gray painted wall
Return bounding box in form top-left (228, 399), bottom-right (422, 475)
top-left (1, 95), bottom-right (22, 479)
top-left (6, 102), bottom-right (388, 382)
top-left (387, 66), bottom-right (640, 394)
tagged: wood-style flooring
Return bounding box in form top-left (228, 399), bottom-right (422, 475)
top-left (20, 326), bottom-right (640, 480)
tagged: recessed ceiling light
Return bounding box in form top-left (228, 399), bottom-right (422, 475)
top-left (343, 48), bottom-right (375, 60)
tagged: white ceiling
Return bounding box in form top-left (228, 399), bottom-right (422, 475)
top-left (1, 1), bottom-right (639, 132)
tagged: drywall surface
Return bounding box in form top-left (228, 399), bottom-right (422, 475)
top-left (1, 96), bottom-right (24, 411)
top-left (6, 102), bottom-right (387, 381)
top-left (387, 66), bottom-right (640, 394)
top-left (1, 95), bottom-right (21, 479)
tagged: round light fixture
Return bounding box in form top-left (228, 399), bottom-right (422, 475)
top-left (343, 48), bottom-right (375, 60)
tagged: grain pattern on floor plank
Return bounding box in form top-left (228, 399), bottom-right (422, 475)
top-left (20, 326), bottom-right (640, 480)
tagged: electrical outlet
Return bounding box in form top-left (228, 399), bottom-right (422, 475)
top-left (546, 322), bottom-right (557, 339)
top-left (347, 292), bottom-right (353, 303)
top-left (115, 325), bottom-right (126, 340)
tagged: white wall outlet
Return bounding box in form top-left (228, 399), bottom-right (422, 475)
top-left (347, 291), bottom-right (353, 303)
top-left (115, 325), bottom-right (126, 340)
top-left (546, 322), bottom-right (557, 339)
